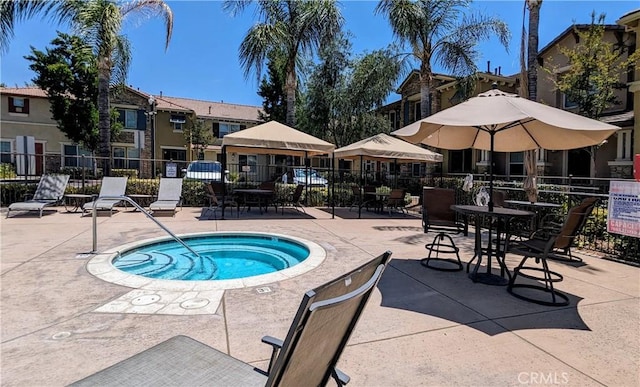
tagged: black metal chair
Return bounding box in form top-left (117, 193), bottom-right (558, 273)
top-left (507, 197), bottom-right (599, 306)
top-left (421, 187), bottom-right (465, 271)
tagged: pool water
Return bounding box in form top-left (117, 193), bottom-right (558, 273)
top-left (113, 234), bottom-right (310, 281)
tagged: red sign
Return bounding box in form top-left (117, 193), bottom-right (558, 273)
top-left (634, 154), bottom-right (640, 181)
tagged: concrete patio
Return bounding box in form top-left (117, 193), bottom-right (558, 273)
top-left (1, 206), bottom-right (638, 386)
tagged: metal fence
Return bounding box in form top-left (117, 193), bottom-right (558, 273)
top-left (1, 152), bottom-right (638, 262)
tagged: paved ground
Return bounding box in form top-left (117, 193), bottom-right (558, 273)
top-left (1, 205), bottom-right (639, 386)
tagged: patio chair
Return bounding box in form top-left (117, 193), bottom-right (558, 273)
top-left (6, 174), bottom-right (70, 218)
top-left (532, 197), bottom-right (599, 262)
top-left (385, 188), bottom-right (407, 215)
top-left (421, 187), bottom-right (465, 272)
top-left (82, 177), bottom-right (128, 216)
top-left (348, 185), bottom-right (378, 213)
top-left (280, 184), bottom-right (305, 214)
top-left (204, 182), bottom-right (237, 219)
top-left (507, 197), bottom-right (599, 306)
top-left (149, 178), bottom-right (183, 216)
top-left (70, 251), bottom-right (393, 387)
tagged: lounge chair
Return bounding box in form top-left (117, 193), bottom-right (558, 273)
top-left (82, 177), bottom-right (128, 216)
top-left (507, 197), bottom-right (599, 306)
top-left (6, 174), bottom-right (70, 218)
top-left (70, 251), bottom-right (393, 387)
top-left (149, 178), bottom-right (183, 216)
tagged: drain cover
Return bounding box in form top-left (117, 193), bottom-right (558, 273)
top-left (131, 294), bottom-right (161, 306)
top-left (256, 287), bottom-right (272, 294)
top-left (180, 298), bottom-right (210, 309)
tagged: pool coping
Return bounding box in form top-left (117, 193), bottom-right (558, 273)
top-left (86, 231), bottom-right (326, 291)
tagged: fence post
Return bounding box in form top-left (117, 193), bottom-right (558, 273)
top-left (81, 155), bottom-right (86, 192)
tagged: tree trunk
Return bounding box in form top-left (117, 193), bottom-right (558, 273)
top-left (98, 60), bottom-right (111, 176)
top-left (526, 0), bottom-right (541, 102)
top-left (419, 60), bottom-right (432, 119)
top-left (285, 61), bottom-right (297, 127)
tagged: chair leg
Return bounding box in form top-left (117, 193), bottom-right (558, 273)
top-left (507, 254), bottom-right (569, 306)
top-left (421, 233), bottom-right (463, 272)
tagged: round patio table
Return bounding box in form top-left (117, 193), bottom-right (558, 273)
top-left (451, 205), bottom-right (534, 286)
top-left (64, 193), bottom-right (94, 213)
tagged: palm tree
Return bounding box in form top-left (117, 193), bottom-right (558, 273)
top-left (0, 0), bottom-right (173, 173)
top-left (521, 0), bottom-right (542, 202)
top-left (526, 0), bottom-right (541, 102)
top-left (223, 0), bottom-right (343, 127)
top-left (375, 0), bottom-right (510, 118)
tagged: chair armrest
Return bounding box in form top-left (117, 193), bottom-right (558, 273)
top-left (261, 335), bottom-right (283, 374)
top-left (261, 335), bottom-right (350, 386)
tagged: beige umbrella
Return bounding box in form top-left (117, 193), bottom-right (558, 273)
top-left (333, 133), bottom-right (443, 162)
top-left (392, 85), bottom-right (619, 209)
top-left (222, 120), bottom-right (335, 156)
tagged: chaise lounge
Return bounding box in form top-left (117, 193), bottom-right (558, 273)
top-left (6, 174), bottom-right (70, 218)
top-left (82, 177), bottom-right (128, 216)
top-left (149, 178), bottom-right (183, 216)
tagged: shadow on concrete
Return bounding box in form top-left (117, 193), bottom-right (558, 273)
top-left (317, 207), bottom-right (420, 220)
top-left (377, 258), bottom-right (590, 336)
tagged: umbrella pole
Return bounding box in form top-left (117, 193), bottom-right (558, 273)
top-left (221, 146), bottom-right (227, 220)
top-left (489, 132), bottom-right (494, 212)
top-left (359, 155), bottom-right (363, 219)
top-left (331, 153), bottom-right (335, 219)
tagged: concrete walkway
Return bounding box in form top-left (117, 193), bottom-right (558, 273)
top-left (1, 206), bottom-right (638, 386)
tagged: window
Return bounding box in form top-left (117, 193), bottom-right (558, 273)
top-left (239, 154), bottom-right (257, 173)
top-left (219, 123), bottom-right (241, 137)
top-left (9, 96), bottom-right (29, 114)
top-left (389, 111), bottom-right (396, 130)
top-left (509, 152), bottom-right (524, 175)
top-left (63, 145), bottom-right (93, 168)
top-left (616, 129), bottom-right (632, 160)
top-left (113, 147), bottom-right (140, 169)
top-left (412, 163), bottom-right (422, 177)
top-left (562, 93), bottom-right (578, 109)
top-left (170, 114), bottom-right (186, 132)
top-left (1, 141), bottom-right (12, 163)
top-left (414, 102), bottom-right (421, 121)
top-left (116, 109), bottom-right (141, 129)
top-left (125, 110), bottom-right (137, 128)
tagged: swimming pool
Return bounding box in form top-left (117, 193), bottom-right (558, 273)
top-left (114, 234), bottom-right (310, 280)
top-left (87, 232), bottom-right (326, 290)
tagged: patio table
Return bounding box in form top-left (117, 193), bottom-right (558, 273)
top-left (451, 205), bottom-right (534, 286)
top-left (64, 193), bottom-right (94, 213)
top-left (233, 189), bottom-right (275, 214)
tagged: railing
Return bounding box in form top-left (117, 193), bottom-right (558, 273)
top-left (89, 195), bottom-right (200, 259)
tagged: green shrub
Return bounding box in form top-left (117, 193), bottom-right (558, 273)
top-left (0, 182), bottom-right (36, 206)
top-left (0, 163), bottom-right (17, 179)
top-left (111, 169), bottom-right (138, 178)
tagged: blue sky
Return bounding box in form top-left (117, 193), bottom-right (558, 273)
top-left (1, 0), bottom-right (636, 107)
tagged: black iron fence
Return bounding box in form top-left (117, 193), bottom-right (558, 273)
top-left (1, 153), bottom-right (638, 262)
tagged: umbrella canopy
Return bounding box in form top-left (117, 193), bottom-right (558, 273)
top-left (392, 88), bottom-right (619, 152)
top-left (392, 85), bottom-right (620, 210)
top-left (333, 133), bottom-right (443, 163)
top-left (222, 120), bottom-right (335, 156)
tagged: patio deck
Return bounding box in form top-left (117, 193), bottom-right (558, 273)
top-left (1, 206), bottom-right (638, 386)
